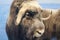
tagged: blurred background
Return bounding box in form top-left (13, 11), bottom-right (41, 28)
top-left (0, 0), bottom-right (60, 40)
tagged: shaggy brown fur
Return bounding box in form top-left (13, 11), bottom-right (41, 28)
top-left (41, 9), bottom-right (60, 40)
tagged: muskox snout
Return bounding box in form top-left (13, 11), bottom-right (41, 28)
top-left (32, 19), bottom-right (45, 38)
top-left (33, 29), bottom-right (44, 37)
top-left (21, 18), bottom-right (45, 39)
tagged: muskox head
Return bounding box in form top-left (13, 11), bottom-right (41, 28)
top-left (6, 1), bottom-right (52, 40)
top-left (14, 1), bottom-right (52, 40)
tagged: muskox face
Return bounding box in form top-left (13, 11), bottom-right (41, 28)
top-left (18, 10), bottom-right (45, 40)
top-left (14, 1), bottom-right (52, 40)
top-left (6, 0), bottom-right (53, 40)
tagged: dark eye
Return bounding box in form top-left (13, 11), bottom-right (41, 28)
top-left (26, 11), bottom-right (38, 17)
top-left (22, 11), bottom-right (38, 18)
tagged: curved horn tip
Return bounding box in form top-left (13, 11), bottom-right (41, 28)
top-left (41, 10), bottom-right (52, 20)
top-left (15, 20), bottom-right (20, 25)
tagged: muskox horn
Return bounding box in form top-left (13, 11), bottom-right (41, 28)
top-left (41, 9), bottom-right (52, 20)
top-left (15, 6), bottom-right (28, 25)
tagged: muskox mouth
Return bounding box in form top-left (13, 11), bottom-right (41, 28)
top-left (23, 29), bottom-right (44, 40)
top-left (33, 29), bottom-right (45, 38)
top-left (35, 30), bottom-right (41, 35)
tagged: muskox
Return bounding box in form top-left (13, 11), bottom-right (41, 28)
top-left (41, 9), bottom-right (60, 40)
top-left (6, 0), bottom-right (51, 40)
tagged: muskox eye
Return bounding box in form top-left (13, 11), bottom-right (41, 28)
top-left (23, 11), bottom-right (38, 18)
top-left (26, 11), bottom-right (38, 17)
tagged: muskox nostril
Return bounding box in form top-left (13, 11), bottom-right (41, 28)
top-left (36, 31), bottom-right (41, 35)
top-left (33, 30), bottom-right (43, 38)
